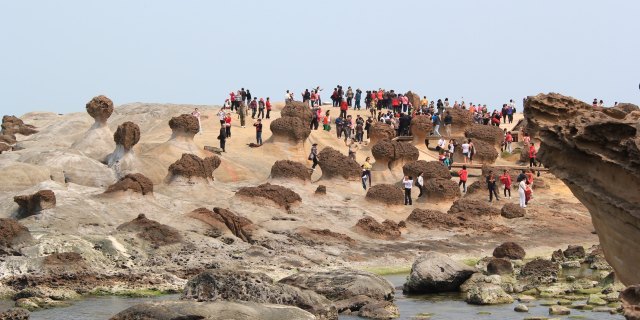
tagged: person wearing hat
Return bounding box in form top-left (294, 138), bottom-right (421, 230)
top-left (309, 143), bottom-right (319, 170)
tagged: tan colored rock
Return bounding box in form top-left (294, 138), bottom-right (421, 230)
top-left (187, 207), bottom-right (255, 243)
top-left (1, 115), bottom-right (37, 137)
top-left (317, 147), bottom-right (361, 180)
top-left (369, 122), bottom-right (395, 145)
top-left (117, 214), bottom-right (182, 247)
top-left (169, 114), bottom-right (200, 137)
top-left (270, 160), bottom-right (311, 181)
top-left (371, 139), bottom-right (419, 171)
top-left (105, 173), bottom-right (153, 195)
top-left (0, 218), bottom-right (33, 254)
top-left (365, 184), bottom-right (404, 205)
top-left (85, 95), bottom-right (114, 124)
top-left (409, 115), bottom-right (433, 144)
top-left (445, 107), bottom-right (473, 136)
top-left (354, 216), bottom-right (401, 240)
top-left (620, 285), bottom-right (640, 320)
top-left (13, 190), bottom-right (56, 218)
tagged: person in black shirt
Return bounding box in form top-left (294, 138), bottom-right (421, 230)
top-left (253, 119), bottom-right (263, 145)
top-left (486, 170), bottom-right (500, 202)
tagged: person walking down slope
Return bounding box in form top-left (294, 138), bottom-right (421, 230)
top-left (458, 165), bottom-right (468, 193)
top-left (253, 119), bottom-right (263, 145)
top-left (486, 170), bottom-right (500, 202)
top-left (403, 176), bottom-right (414, 205)
top-left (309, 143), bottom-right (319, 170)
top-left (417, 172), bottom-right (424, 198)
top-left (500, 170), bottom-right (512, 198)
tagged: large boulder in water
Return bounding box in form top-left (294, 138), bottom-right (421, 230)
top-left (85, 95), bottom-right (114, 125)
top-left (620, 285), bottom-right (640, 320)
top-left (317, 147), bottom-right (361, 180)
top-left (235, 183), bottom-right (301, 210)
top-left (371, 139), bottom-right (419, 171)
top-left (524, 93), bottom-right (640, 285)
top-left (110, 301), bottom-right (316, 320)
top-left (519, 258), bottom-right (559, 284)
top-left (365, 184), bottom-right (404, 205)
top-left (166, 153), bottom-right (221, 183)
top-left (369, 122), bottom-right (395, 145)
top-left (403, 251), bottom-right (475, 294)
top-left (465, 282), bottom-right (514, 305)
top-left (182, 269), bottom-right (337, 320)
top-left (403, 160), bottom-right (451, 180)
top-left (13, 190), bottom-right (56, 218)
top-left (270, 160), bottom-right (311, 181)
top-left (105, 173), bottom-right (153, 195)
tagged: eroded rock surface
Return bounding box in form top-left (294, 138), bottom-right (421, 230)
top-left (270, 160), bottom-right (311, 181)
top-left (86, 95), bottom-right (114, 124)
top-left (317, 147), bottom-right (361, 180)
top-left (422, 178), bottom-right (460, 201)
top-left (369, 122), bottom-right (395, 145)
top-left (117, 214), bottom-right (182, 247)
top-left (365, 184), bottom-right (404, 205)
top-left (409, 115), bottom-right (433, 144)
top-left (465, 124), bottom-right (504, 147)
top-left (167, 153), bottom-right (221, 183)
top-left (493, 242), bottom-right (526, 260)
top-left (402, 160), bottom-right (450, 180)
top-left (524, 93), bottom-right (640, 285)
top-left (269, 101), bottom-right (313, 143)
top-left (169, 114), bottom-right (200, 137)
top-left (113, 121), bottom-right (141, 151)
top-left (236, 183), bottom-right (302, 210)
top-left (0, 218), bottom-right (33, 255)
top-left (13, 190), bottom-right (56, 218)
top-left (1, 115), bottom-right (37, 138)
top-left (354, 216), bottom-right (401, 240)
top-left (371, 139), bottom-right (419, 171)
top-left (105, 173), bottom-right (153, 195)
top-left (188, 207), bottom-right (255, 243)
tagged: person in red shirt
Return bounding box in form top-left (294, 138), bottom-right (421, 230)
top-left (265, 97), bottom-right (272, 119)
top-left (528, 144), bottom-right (537, 167)
top-left (392, 97), bottom-right (400, 114)
top-left (458, 165), bottom-right (468, 193)
top-left (505, 131), bottom-right (513, 153)
top-left (500, 170), bottom-right (512, 198)
top-left (224, 113), bottom-right (232, 138)
top-left (339, 100), bottom-right (348, 119)
top-left (253, 119), bottom-right (263, 145)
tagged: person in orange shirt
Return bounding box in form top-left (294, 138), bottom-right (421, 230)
top-left (458, 165), bottom-right (468, 193)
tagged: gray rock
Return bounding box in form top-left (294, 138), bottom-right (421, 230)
top-left (0, 308), bottom-right (30, 320)
top-left (465, 283), bottom-right (514, 305)
top-left (357, 301), bottom-right (400, 319)
top-left (514, 304), bottom-right (529, 312)
top-left (403, 251), bottom-right (475, 294)
top-left (109, 300), bottom-right (316, 320)
top-left (561, 261), bottom-right (581, 269)
top-left (548, 305), bottom-right (571, 315)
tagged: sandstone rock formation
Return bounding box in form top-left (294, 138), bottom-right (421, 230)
top-left (85, 95), bottom-right (114, 125)
top-left (519, 258), bottom-right (559, 285)
top-left (371, 139), bottom-right (419, 171)
top-left (365, 184), bottom-right (404, 205)
top-left (409, 115), bottom-right (433, 145)
top-left (236, 183), bottom-right (301, 210)
top-left (105, 173), bottom-right (153, 195)
top-left (455, 139), bottom-right (498, 164)
top-left (270, 160), bottom-right (311, 181)
top-left (106, 121), bottom-right (141, 167)
top-left (116, 214), bottom-right (182, 247)
top-left (182, 269), bottom-right (337, 319)
top-left (422, 178), bottom-right (460, 201)
top-left (501, 203), bottom-right (525, 219)
top-left (493, 242), bottom-right (526, 260)
top-left (1, 115), bottom-right (37, 138)
top-left (524, 93), bottom-right (640, 285)
top-left (464, 124), bottom-right (504, 147)
top-left (465, 282), bottom-right (514, 305)
top-left (315, 185), bottom-right (327, 195)
top-left (269, 101), bottom-right (312, 143)
top-left (369, 122), bottom-right (395, 145)
top-left (0, 218), bottom-right (33, 255)
top-left (445, 107), bottom-right (473, 136)
top-left (13, 190), bottom-right (56, 218)
top-left (293, 227), bottom-right (355, 246)
top-left (354, 216), bottom-right (401, 240)
top-left (406, 209), bottom-right (456, 229)
top-left (72, 95), bottom-right (116, 160)
top-left (316, 147), bottom-right (361, 180)
top-left (0, 134), bottom-right (17, 145)
top-left (169, 114), bottom-right (200, 138)
top-left (620, 285), bottom-right (640, 320)
top-left (405, 91), bottom-right (421, 112)
top-left (403, 160), bottom-right (451, 181)
top-left (0, 142), bottom-right (11, 154)
top-left (166, 153), bottom-right (221, 183)
top-left (281, 101), bottom-right (314, 125)
top-left (403, 251), bottom-right (475, 294)
top-left (486, 258), bottom-right (514, 276)
top-left (448, 198), bottom-right (500, 217)
top-left (187, 207), bottom-right (255, 243)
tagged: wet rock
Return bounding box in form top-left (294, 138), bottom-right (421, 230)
top-left (113, 121), bottom-right (140, 151)
top-left (357, 301), bottom-right (400, 319)
top-left (105, 173), bottom-right (153, 195)
top-left (270, 160), bottom-right (311, 181)
top-left (182, 269), bottom-right (337, 320)
top-left (167, 153), bottom-right (221, 182)
top-left (493, 242), bottom-right (526, 260)
top-left (236, 183), bottom-right (302, 210)
top-left (465, 282), bottom-right (514, 305)
top-left (501, 203), bottom-right (525, 219)
top-left (403, 251), bottom-right (475, 294)
top-left (110, 300), bottom-right (316, 320)
top-left (620, 285), bottom-right (640, 320)
top-left (315, 185), bottom-right (327, 195)
top-left (169, 114), bottom-right (200, 136)
top-left (13, 190), bottom-right (56, 218)
top-left (514, 304), bottom-right (529, 312)
top-left (563, 245), bottom-right (586, 260)
top-left (0, 218), bottom-right (32, 255)
top-left (487, 258), bottom-right (513, 275)
top-left (587, 294), bottom-right (607, 306)
top-left (422, 178), bottom-right (460, 201)
top-left (402, 160), bottom-right (451, 181)
top-left (549, 305), bottom-right (571, 315)
top-left (317, 147), bottom-right (361, 180)
top-left (369, 122), bottom-right (396, 145)
top-left (0, 308), bottom-right (29, 320)
top-left (365, 184), bottom-right (404, 205)
top-left (519, 258), bottom-right (559, 284)
top-left (117, 214), bottom-right (182, 247)
top-left (354, 217), bottom-right (401, 240)
top-left (14, 297), bottom-right (70, 311)
top-left (551, 249), bottom-right (564, 262)
top-left (85, 95), bottom-right (114, 124)
top-left (561, 261), bottom-right (581, 269)
top-left (371, 139), bottom-right (419, 171)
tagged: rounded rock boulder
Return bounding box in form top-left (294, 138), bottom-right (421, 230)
top-left (317, 147), bottom-right (361, 180)
top-left (113, 121), bottom-right (141, 151)
top-left (493, 242), bottom-right (526, 260)
top-left (269, 117), bottom-right (311, 142)
top-left (422, 178), bottom-right (460, 201)
top-left (465, 124), bottom-right (504, 147)
top-left (105, 173), bottom-right (153, 195)
top-left (169, 114), bottom-right (200, 136)
top-left (168, 153), bottom-right (221, 181)
top-left (369, 122), bottom-right (396, 145)
top-left (403, 160), bottom-right (451, 181)
top-left (270, 160), bottom-right (311, 181)
top-left (85, 95), bottom-right (114, 123)
top-left (365, 184), bottom-right (404, 205)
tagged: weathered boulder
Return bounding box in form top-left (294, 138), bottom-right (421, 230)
top-left (182, 269), bottom-right (337, 320)
top-left (270, 160), bottom-right (311, 181)
top-left (317, 147), bottom-right (361, 180)
top-left (13, 190), bottom-right (56, 218)
top-left (405, 91), bottom-right (421, 112)
top-left (402, 160), bottom-right (451, 180)
top-left (315, 185), bottom-right (327, 195)
top-left (563, 245), bottom-right (586, 260)
top-left (486, 258), bottom-right (514, 275)
top-left (105, 173), bottom-right (153, 195)
top-left (188, 207), bottom-right (255, 243)
top-left (406, 209), bottom-right (460, 229)
top-left (493, 242), bottom-right (526, 260)
top-left (409, 115), bottom-right (433, 144)
top-left (549, 305), bottom-right (571, 315)
top-left (236, 183), bottom-right (302, 210)
top-left (270, 117), bottom-right (311, 142)
top-left (403, 251), bottom-right (475, 294)
top-left (519, 258), bottom-right (559, 284)
top-left (524, 93), bottom-right (640, 285)
top-left (0, 308), bottom-right (30, 320)
top-left (85, 95), bottom-right (114, 124)
top-left (365, 184), bottom-right (404, 205)
top-left (0, 142), bottom-right (11, 154)
top-left (369, 122), bottom-right (395, 145)
top-left (109, 301), bottom-right (316, 320)
top-left (0, 218), bottom-right (33, 255)
top-left (371, 139), bottom-right (419, 171)
top-left (357, 301), bottom-right (400, 319)
top-left (113, 121), bottom-right (140, 151)
top-left (464, 124), bottom-right (504, 147)
top-left (501, 203), bottom-right (525, 219)
top-left (620, 285), bottom-right (640, 320)
top-left (422, 178), bottom-right (460, 201)
top-left (169, 114), bottom-right (200, 137)
top-left (444, 107), bottom-right (473, 135)
top-left (448, 198), bottom-right (500, 217)
top-left (455, 139), bottom-right (498, 164)
top-left (117, 214), bottom-right (182, 247)
top-left (465, 282), bottom-right (514, 305)
top-left (1, 115), bottom-right (37, 137)
top-left (281, 101), bottom-right (313, 126)
top-left (354, 217), bottom-right (401, 240)
top-left (0, 134), bottom-right (17, 145)
top-left (167, 153), bottom-right (221, 183)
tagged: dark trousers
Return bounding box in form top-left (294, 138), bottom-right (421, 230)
top-left (364, 170), bottom-right (372, 186)
top-left (312, 157), bottom-right (318, 169)
top-left (504, 186), bottom-right (511, 197)
top-left (225, 127), bottom-right (231, 138)
top-left (417, 185), bottom-right (423, 197)
top-left (336, 125), bottom-right (343, 138)
top-left (489, 186), bottom-right (499, 201)
top-left (529, 158), bottom-right (536, 167)
top-left (347, 97), bottom-right (352, 106)
top-left (256, 131), bottom-right (262, 145)
top-left (404, 188), bottom-right (412, 205)
top-left (310, 118), bottom-right (319, 130)
top-left (257, 109), bottom-right (264, 119)
top-left (355, 99), bottom-right (361, 109)
top-left (251, 108), bottom-right (257, 119)
top-left (355, 132), bottom-right (363, 143)
top-left (266, 110), bottom-right (271, 119)
top-left (219, 139), bottom-right (226, 152)
top-left (340, 109), bottom-right (347, 119)
top-left (459, 180), bottom-right (466, 192)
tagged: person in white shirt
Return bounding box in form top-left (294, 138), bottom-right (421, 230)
top-left (461, 141), bottom-right (470, 164)
top-left (518, 179), bottom-right (528, 208)
top-left (417, 173), bottom-right (424, 198)
top-left (437, 138), bottom-right (446, 151)
top-left (217, 109), bottom-right (226, 126)
top-left (191, 108), bottom-right (202, 134)
top-left (403, 176), bottom-right (414, 205)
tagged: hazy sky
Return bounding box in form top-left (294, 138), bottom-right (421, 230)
top-left (1, 0), bottom-right (638, 115)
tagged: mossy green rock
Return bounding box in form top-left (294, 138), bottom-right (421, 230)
top-left (587, 294), bottom-right (607, 306)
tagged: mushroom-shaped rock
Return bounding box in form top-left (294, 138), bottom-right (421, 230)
top-left (182, 269), bottom-right (337, 320)
top-left (236, 183), bottom-right (301, 210)
top-left (354, 216), bottom-right (401, 240)
top-left (455, 139), bottom-right (498, 164)
top-left (281, 101), bottom-right (313, 125)
top-left (405, 91), bottom-right (421, 112)
top-left (444, 107), bottom-right (473, 135)
top-left (620, 285), bottom-right (640, 320)
top-left (403, 160), bottom-right (451, 180)
top-left (1, 115), bottom-right (37, 137)
top-left (13, 190), bottom-right (56, 218)
top-left (464, 124), bottom-right (504, 147)
top-left (371, 139), bottom-right (419, 171)
top-left (105, 173), bottom-right (153, 195)
top-left (501, 203), bottom-right (525, 219)
top-left (409, 115), bottom-right (434, 144)
top-left (113, 121), bottom-right (140, 151)
top-left (524, 92), bottom-right (640, 285)
top-left (0, 218), bottom-right (33, 255)
top-left (167, 153), bottom-right (221, 183)
top-left (187, 207), bottom-right (255, 242)
top-left (117, 214), bottom-right (181, 247)
top-left (403, 251), bottom-right (475, 294)
top-left (448, 198), bottom-right (500, 216)
top-left (493, 242), bottom-right (526, 260)
top-left (422, 178), bottom-right (460, 201)
top-left (270, 160), bottom-right (311, 181)
top-left (369, 122), bottom-right (396, 145)
top-left (316, 147), bottom-right (361, 180)
top-left (365, 184), bottom-right (404, 205)
top-left (269, 117), bottom-right (311, 143)
top-left (85, 95), bottom-right (114, 125)
top-left (169, 114), bottom-right (200, 138)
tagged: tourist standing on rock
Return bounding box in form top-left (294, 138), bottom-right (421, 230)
top-left (217, 125), bottom-right (226, 152)
top-left (339, 99), bottom-right (348, 119)
top-left (265, 97), bottom-right (272, 119)
top-left (525, 169), bottom-right (535, 187)
top-left (310, 106), bottom-right (319, 130)
top-left (505, 131), bottom-right (513, 153)
top-left (347, 138), bottom-right (358, 161)
top-left (437, 99), bottom-right (444, 116)
top-left (468, 139), bottom-right (475, 165)
top-left (458, 165), bottom-right (468, 192)
top-left (500, 170), bottom-right (512, 198)
top-left (486, 170), bottom-right (500, 202)
top-left (447, 139), bottom-right (456, 164)
top-left (461, 140), bottom-right (470, 164)
top-left (253, 119), bottom-right (263, 145)
top-left (355, 89), bottom-right (362, 110)
top-left (403, 175), bottom-right (414, 205)
top-left (417, 172), bottom-right (424, 197)
top-left (342, 115), bottom-right (353, 142)
top-left (224, 113), bottom-right (232, 138)
top-left (528, 144), bottom-right (537, 167)
top-left (432, 112), bottom-right (441, 136)
top-left (518, 178), bottom-right (528, 208)
top-left (257, 98), bottom-right (265, 119)
top-left (191, 108), bottom-right (202, 134)
top-left (501, 104), bottom-right (508, 123)
top-left (285, 90), bottom-right (292, 103)
top-left (323, 110), bottom-right (331, 131)
top-left (346, 87), bottom-right (354, 107)
top-left (362, 157), bottom-right (373, 187)
top-left (309, 143), bottom-right (319, 170)
top-left (444, 111), bottom-right (452, 137)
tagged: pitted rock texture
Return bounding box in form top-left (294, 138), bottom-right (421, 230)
top-left (620, 285), bottom-right (640, 320)
top-left (270, 160), bottom-right (311, 181)
top-left (269, 117), bottom-right (311, 142)
top-left (445, 107), bottom-right (473, 134)
top-left (116, 214), bottom-right (182, 247)
top-left (369, 122), bottom-right (396, 145)
top-left (13, 190), bottom-right (56, 218)
top-left (281, 101), bottom-right (313, 125)
top-left (236, 183), bottom-right (302, 210)
top-left (524, 93), bottom-right (640, 285)
top-left (448, 198), bottom-right (500, 217)
top-left (407, 206), bottom-right (498, 232)
top-left (354, 216), bottom-right (401, 240)
top-left (422, 178), bottom-right (460, 201)
top-left (0, 218), bottom-right (33, 255)
top-left (519, 258), bottom-right (559, 283)
top-left (0, 308), bottom-right (30, 320)
top-left (405, 91), bottom-right (421, 113)
top-left (493, 242), bottom-right (526, 260)
top-left (113, 121), bottom-right (141, 150)
top-left (85, 95), bottom-right (114, 124)
top-left (169, 114), bottom-right (200, 136)
top-left (501, 203), bottom-right (525, 219)
top-left (371, 139), bottom-right (419, 170)
top-left (105, 173), bottom-right (153, 195)
top-left (1, 115), bottom-right (37, 137)
top-left (168, 153), bottom-right (221, 181)
top-left (409, 115), bottom-right (434, 143)
top-left (317, 147), bottom-right (361, 180)
top-left (455, 139), bottom-right (498, 164)
top-left (403, 160), bottom-right (451, 180)
top-left (486, 258), bottom-right (513, 275)
top-left (0, 143), bottom-right (11, 154)
top-left (365, 184), bottom-right (404, 205)
top-left (464, 124), bottom-right (504, 147)
top-left (187, 207), bottom-right (255, 243)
